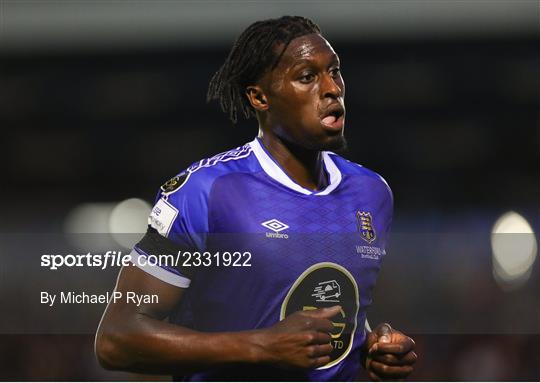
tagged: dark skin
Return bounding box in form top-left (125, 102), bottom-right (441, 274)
top-left (247, 32), bottom-right (417, 380)
top-left (95, 33), bottom-right (416, 380)
top-left (247, 33), bottom-right (347, 190)
top-left (364, 323), bottom-right (417, 381)
top-left (96, 266), bottom-right (338, 374)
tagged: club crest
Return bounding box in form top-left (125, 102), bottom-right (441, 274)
top-left (356, 211), bottom-right (376, 244)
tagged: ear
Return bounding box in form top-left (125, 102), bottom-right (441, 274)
top-left (245, 85), bottom-right (269, 112)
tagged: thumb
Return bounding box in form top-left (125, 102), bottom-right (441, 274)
top-left (377, 323), bottom-right (392, 343)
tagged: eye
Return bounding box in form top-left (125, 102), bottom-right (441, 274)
top-left (299, 72), bottom-right (315, 84)
top-left (330, 67), bottom-right (341, 78)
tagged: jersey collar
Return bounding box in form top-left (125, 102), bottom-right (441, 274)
top-left (249, 137), bottom-right (342, 196)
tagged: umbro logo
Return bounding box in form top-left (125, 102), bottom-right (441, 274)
top-left (262, 219), bottom-right (289, 239)
top-left (262, 219), bottom-right (289, 232)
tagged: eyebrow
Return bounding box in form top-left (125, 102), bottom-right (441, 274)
top-left (290, 54), bottom-right (340, 70)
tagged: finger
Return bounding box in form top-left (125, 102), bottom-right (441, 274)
top-left (303, 330), bottom-right (332, 346)
top-left (369, 360), bottom-right (414, 378)
top-left (371, 337), bottom-right (415, 355)
top-left (365, 330), bottom-right (380, 355)
top-left (371, 351), bottom-right (417, 366)
top-left (311, 355), bottom-right (331, 369)
top-left (375, 323), bottom-right (392, 343)
top-left (293, 314), bottom-right (335, 334)
top-left (299, 315), bottom-right (335, 334)
top-left (368, 370), bottom-right (381, 382)
top-left (311, 331), bottom-right (332, 345)
top-left (312, 318), bottom-right (336, 333)
top-left (308, 343), bottom-right (333, 358)
top-left (303, 305), bottom-right (342, 319)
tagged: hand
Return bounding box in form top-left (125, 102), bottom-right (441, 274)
top-left (250, 306), bottom-right (341, 370)
top-left (364, 323), bottom-right (416, 381)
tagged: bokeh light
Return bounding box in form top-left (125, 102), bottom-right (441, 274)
top-left (64, 203), bottom-right (115, 234)
top-left (491, 211), bottom-right (537, 291)
top-left (108, 198), bottom-right (151, 249)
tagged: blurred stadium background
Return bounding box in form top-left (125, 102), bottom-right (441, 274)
top-left (1, 0), bottom-right (539, 380)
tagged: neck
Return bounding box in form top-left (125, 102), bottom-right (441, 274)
top-left (258, 130), bottom-right (328, 191)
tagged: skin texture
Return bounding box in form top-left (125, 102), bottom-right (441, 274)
top-left (247, 33), bottom-right (347, 190)
top-left (95, 33), bottom-right (416, 380)
top-left (96, 266), bottom-right (340, 374)
top-left (246, 33), bottom-right (417, 379)
top-left (362, 323), bottom-right (417, 381)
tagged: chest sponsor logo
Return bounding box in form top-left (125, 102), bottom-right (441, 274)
top-left (281, 262), bottom-right (359, 369)
top-left (356, 211), bottom-right (376, 244)
top-left (313, 280), bottom-right (341, 302)
top-left (261, 219), bottom-right (289, 239)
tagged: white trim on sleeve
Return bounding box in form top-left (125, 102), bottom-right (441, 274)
top-left (130, 249), bottom-right (191, 288)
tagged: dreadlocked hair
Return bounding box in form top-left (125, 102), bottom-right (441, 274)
top-left (207, 15), bottom-right (321, 123)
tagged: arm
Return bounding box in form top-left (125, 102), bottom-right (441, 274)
top-left (95, 265), bottom-right (339, 375)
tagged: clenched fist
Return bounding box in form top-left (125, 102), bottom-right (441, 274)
top-left (363, 323), bottom-right (416, 381)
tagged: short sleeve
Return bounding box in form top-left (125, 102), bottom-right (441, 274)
top-left (131, 170), bottom-right (211, 288)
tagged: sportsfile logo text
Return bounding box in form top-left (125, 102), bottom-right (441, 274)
top-left (40, 250), bottom-right (252, 270)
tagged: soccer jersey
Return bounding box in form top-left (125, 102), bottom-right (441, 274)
top-left (133, 137), bottom-right (393, 381)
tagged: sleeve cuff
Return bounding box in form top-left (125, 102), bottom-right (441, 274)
top-left (130, 249), bottom-right (191, 288)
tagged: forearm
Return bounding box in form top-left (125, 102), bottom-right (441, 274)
top-left (96, 312), bottom-right (264, 375)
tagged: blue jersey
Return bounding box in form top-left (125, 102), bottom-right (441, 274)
top-left (133, 137), bottom-right (393, 381)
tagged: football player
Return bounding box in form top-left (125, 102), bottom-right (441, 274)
top-left (96, 16), bottom-right (416, 381)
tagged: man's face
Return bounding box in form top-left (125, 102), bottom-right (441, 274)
top-left (260, 33), bottom-right (346, 152)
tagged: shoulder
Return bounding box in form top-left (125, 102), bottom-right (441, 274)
top-left (148, 143), bottom-right (257, 240)
top-left (327, 152), bottom-right (393, 203)
top-left (327, 152), bottom-right (387, 182)
top-left (158, 142), bottom-right (258, 203)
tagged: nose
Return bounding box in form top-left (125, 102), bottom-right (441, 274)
top-left (321, 73), bottom-right (342, 99)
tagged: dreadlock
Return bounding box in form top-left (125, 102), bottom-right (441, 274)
top-left (207, 16), bottom-right (321, 124)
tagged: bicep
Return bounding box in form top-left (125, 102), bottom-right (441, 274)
top-left (106, 265), bottom-right (185, 320)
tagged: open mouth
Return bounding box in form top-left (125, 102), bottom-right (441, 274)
top-left (321, 105), bottom-right (345, 129)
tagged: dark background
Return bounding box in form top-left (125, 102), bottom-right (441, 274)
top-left (3, 38), bottom-right (539, 217)
top-left (1, 0), bottom-right (539, 380)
